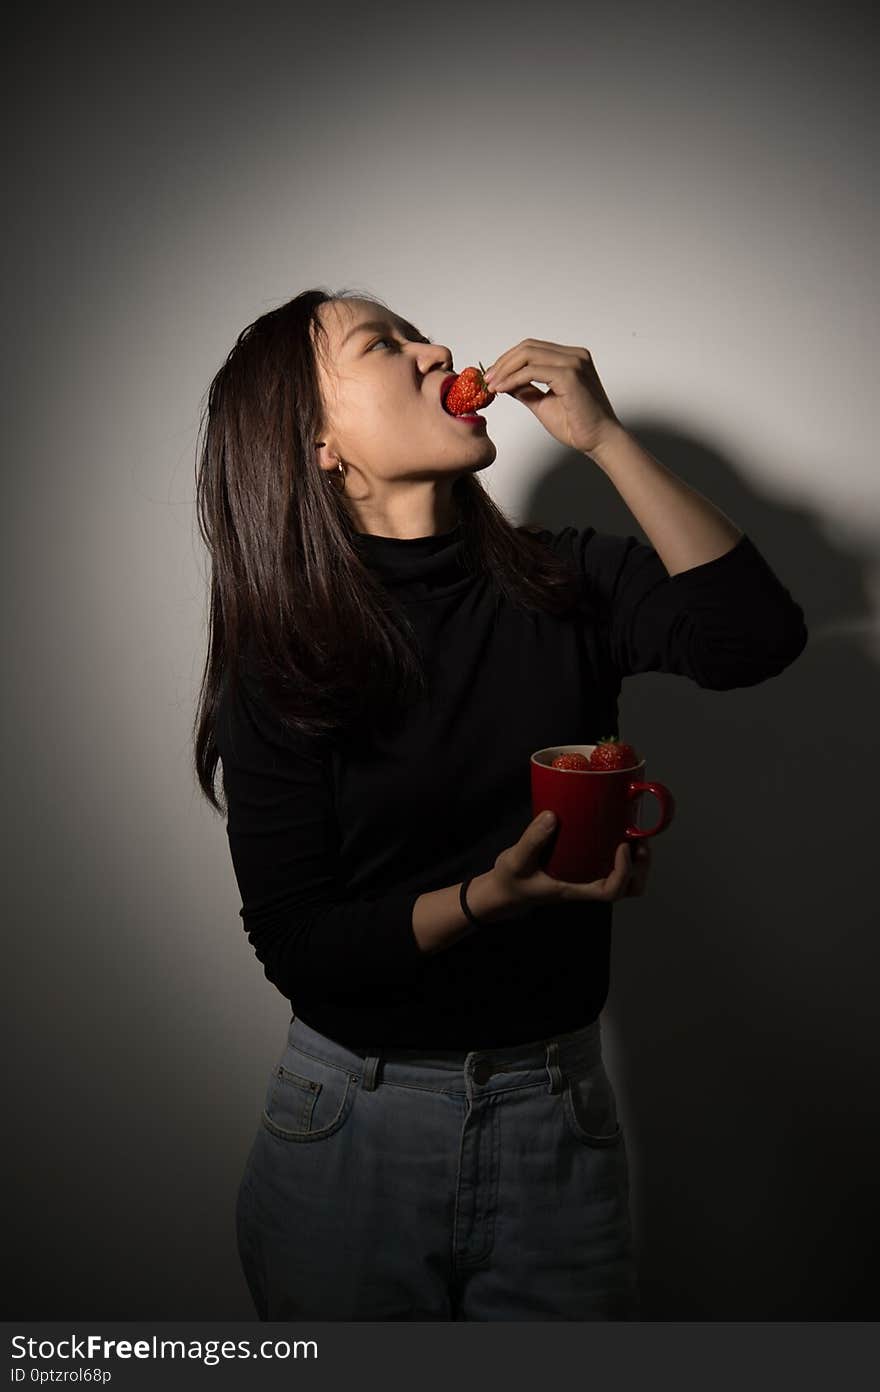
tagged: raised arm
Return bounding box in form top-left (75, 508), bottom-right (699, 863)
top-left (535, 526), bottom-right (808, 688)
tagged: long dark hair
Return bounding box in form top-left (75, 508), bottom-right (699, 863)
top-left (193, 286), bottom-right (590, 815)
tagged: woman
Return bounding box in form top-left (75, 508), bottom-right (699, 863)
top-left (193, 287), bottom-right (808, 1320)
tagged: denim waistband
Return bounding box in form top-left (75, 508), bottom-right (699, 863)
top-left (286, 1012), bottom-right (605, 1099)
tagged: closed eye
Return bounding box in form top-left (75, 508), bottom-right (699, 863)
top-left (368, 333), bottom-right (434, 351)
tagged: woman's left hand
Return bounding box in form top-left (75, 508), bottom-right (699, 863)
top-left (483, 339), bottom-right (622, 455)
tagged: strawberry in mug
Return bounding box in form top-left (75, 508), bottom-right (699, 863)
top-left (533, 736), bottom-right (675, 883)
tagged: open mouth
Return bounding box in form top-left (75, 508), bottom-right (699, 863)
top-left (440, 374), bottom-right (457, 411)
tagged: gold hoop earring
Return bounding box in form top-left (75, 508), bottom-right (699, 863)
top-left (315, 442), bottom-right (346, 493)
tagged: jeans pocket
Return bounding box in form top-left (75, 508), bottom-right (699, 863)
top-left (260, 1045), bottom-right (358, 1143)
top-left (561, 1059), bottom-right (623, 1147)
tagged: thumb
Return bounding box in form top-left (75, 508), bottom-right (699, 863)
top-left (508, 384), bottom-right (545, 407)
top-left (504, 812), bottom-right (557, 874)
top-left (519, 811), bottom-right (557, 861)
top-left (502, 811), bottom-right (557, 879)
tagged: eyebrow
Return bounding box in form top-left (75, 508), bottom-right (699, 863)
top-left (340, 317), bottom-right (429, 348)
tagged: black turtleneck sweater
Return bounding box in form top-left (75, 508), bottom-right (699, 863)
top-left (215, 521), bottom-right (808, 1050)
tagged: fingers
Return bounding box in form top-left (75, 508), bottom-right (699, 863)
top-left (607, 841), bottom-right (634, 899)
top-left (559, 840), bottom-right (651, 902)
top-left (616, 840), bottom-right (651, 898)
top-left (623, 840), bottom-right (651, 897)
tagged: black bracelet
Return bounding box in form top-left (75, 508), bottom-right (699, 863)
top-left (459, 876), bottom-right (482, 928)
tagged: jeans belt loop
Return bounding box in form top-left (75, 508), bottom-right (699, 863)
top-left (361, 1055), bottom-right (381, 1091)
top-left (545, 1040), bottom-right (564, 1094)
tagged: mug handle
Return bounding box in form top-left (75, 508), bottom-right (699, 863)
top-left (624, 781), bottom-right (675, 839)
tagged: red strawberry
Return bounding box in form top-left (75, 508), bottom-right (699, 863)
top-left (587, 735), bottom-right (640, 771)
top-left (443, 362), bottom-right (495, 416)
top-left (551, 752), bottom-right (591, 771)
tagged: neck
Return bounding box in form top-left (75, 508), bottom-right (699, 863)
top-left (345, 482), bottom-right (461, 540)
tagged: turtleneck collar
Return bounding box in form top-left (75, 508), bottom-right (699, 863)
top-left (351, 521), bottom-right (472, 596)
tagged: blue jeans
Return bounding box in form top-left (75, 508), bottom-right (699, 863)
top-left (235, 1011), bottom-right (640, 1321)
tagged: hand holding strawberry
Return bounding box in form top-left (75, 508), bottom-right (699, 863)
top-left (482, 338), bottom-right (622, 455)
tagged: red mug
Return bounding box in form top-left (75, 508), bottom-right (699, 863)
top-left (530, 744), bottom-right (675, 883)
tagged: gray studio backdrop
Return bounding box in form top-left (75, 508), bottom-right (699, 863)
top-left (5, 0), bottom-right (877, 1318)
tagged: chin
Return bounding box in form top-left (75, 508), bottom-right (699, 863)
top-left (429, 436), bottom-right (497, 475)
top-left (453, 456), bottom-right (496, 481)
top-left (461, 436), bottom-right (497, 465)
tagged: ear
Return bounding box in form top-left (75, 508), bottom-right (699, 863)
top-left (314, 440), bottom-right (341, 474)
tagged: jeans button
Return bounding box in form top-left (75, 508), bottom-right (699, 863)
top-left (472, 1060), bottom-right (492, 1085)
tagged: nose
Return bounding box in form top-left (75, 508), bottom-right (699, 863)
top-left (417, 340), bottom-right (453, 373)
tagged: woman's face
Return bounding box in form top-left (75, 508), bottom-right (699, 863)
top-left (313, 298), bottom-right (497, 491)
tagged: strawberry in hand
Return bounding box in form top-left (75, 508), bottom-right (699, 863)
top-left (442, 362), bottom-right (496, 416)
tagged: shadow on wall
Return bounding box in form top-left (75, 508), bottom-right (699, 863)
top-left (520, 421), bottom-right (880, 1321)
